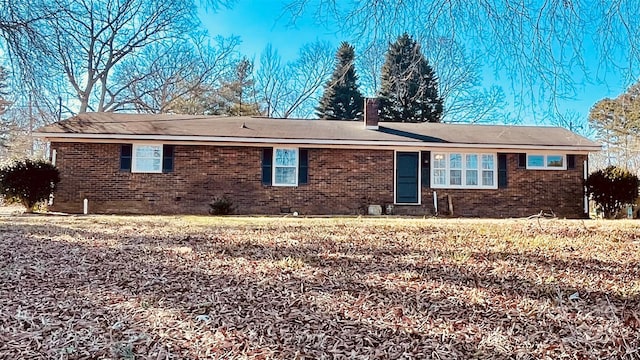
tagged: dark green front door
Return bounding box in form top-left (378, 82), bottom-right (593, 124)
top-left (396, 152), bottom-right (419, 204)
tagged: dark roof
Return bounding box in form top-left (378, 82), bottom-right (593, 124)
top-left (35, 113), bottom-right (600, 151)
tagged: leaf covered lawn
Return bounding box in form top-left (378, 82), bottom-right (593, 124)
top-left (1, 216), bottom-right (639, 359)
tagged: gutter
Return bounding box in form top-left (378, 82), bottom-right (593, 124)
top-left (33, 132), bottom-right (602, 152)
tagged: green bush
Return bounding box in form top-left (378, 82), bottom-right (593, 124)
top-left (0, 158), bottom-right (60, 212)
top-left (585, 166), bottom-right (639, 218)
top-left (208, 196), bottom-right (235, 215)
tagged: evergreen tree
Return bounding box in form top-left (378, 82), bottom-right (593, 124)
top-left (378, 33), bottom-right (443, 122)
top-left (316, 42), bottom-right (364, 120)
top-left (588, 81), bottom-right (640, 172)
top-left (219, 57), bottom-right (261, 116)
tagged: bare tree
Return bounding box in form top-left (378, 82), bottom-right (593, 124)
top-left (256, 41), bottom-right (334, 118)
top-left (113, 35), bottom-right (240, 114)
top-left (356, 40), bottom-right (386, 97)
top-left (256, 44), bottom-right (287, 117)
top-left (36, 0), bottom-right (198, 114)
top-left (283, 1), bottom-right (640, 109)
top-left (0, 67), bottom-right (11, 116)
top-left (0, 67), bottom-right (47, 158)
top-left (0, 0), bottom-right (50, 81)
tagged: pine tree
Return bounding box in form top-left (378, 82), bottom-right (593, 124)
top-left (316, 42), bottom-right (364, 120)
top-left (378, 33), bottom-right (443, 122)
top-left (218, 57), bottom-right (261, 116)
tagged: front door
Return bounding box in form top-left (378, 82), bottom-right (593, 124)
top-left (395, 152), bottom-right (419, 204)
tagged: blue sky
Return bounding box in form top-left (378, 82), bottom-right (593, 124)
top-left (199, 1), bottom-right (632, 126)
top-left (199, 1), bottom-right (340, 60)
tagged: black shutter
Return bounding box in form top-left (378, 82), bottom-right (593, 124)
top-left (567, 154), bottom-right (576, 169)
top-left (261, 148), bottom-right (273, 185)
top-left (518, 153), bottom-right (526, 168)
top-left (421, 151), bottom-right (430, 188)
top-left (162, 145), bottom-right (175, 173)
top-left (498, 153), bottom-right (508, 188)
top-left (120, 144), bottom-right (132, 172)
top-left (298, 149), bottom-right (309, 185)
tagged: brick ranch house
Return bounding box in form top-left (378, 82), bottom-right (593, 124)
top-left (35, 101), bottom-right (600, 217)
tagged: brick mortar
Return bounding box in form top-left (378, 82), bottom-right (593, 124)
top-left (51, 143), bottom-right (587, 218)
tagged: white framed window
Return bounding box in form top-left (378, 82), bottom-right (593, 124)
top-left (526, 154), bottom-right (566, 170)
top-left (431, 152), bottom-right (497, 189)
top-left (273, 148), bottom-right (298, 186)
top-left (465, 154), bottom-right (478, 186)
top-left (132, 144), bottom-right (163, 173)
top-left (481, 154), bottom-right (495, 186)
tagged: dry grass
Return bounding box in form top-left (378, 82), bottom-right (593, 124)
top-left (0, 215), bottom-right (639, 359)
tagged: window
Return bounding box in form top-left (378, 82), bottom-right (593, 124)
top-left (121, 144), bottom-right (174, 173)
top-left (432, 153), bottom-right (446, 186)
top-left (465, 154), bottom-right (478, 186)
top-left (262, 148), bottom-right (308, 186)
top-left (526, 154), bottom-right (566, 170)
top-left (482, 154), bottom-right (495, 186)
top-left (132, 144), bottom-right (163, 173)
top-left (273, 148), bottom-right (298, 186)
top-left (431, 152), bottom-right (497, 189)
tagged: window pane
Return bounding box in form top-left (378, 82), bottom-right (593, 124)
top-left (433, 153), bottom-right (446, 169)
top-left (275, 167), bottom-right (297, 185)
top-left (136, 158), bottom-right (155, 171)
top-left (466, 154), bottom-right (478, 169)
top-left (482, 170), bottom-right (494, 186)
top-left (450, 154), bottom-right (462, 169)
top-left (527, 155), bottom-right (544, 167)
top-left (547, 155), bottom-right (563, 167)
top-left (275, 149), bottom-right (298, 166)
top-left (133, 145), bottom-right (162, 172)
top-left (466, 170), bottom-right (478, 185)
top-left (450, 170), bottom-right (462, 185)
top-left (482, 154), bottom-right (494, 170)
top-left (433, 169), bottom-right (446, 185)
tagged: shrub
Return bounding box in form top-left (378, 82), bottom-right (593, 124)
top-left (209, 196), bottom-right (235, 215)
top-left (585, 166), bottom-right (639, 218)
top-left (0, 158), bottom-right (60, 212)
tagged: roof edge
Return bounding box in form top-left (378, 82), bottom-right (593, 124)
top-left (34, 132), bottom-right (602, 152)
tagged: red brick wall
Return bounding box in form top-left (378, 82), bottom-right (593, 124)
top-left (50, 143), bottom-right (587, 218)
top-left (402, 153), bottom-right (588, 218)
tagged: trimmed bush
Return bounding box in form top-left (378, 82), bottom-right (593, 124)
top-left (585, 166), bottom-right (639, 218)
top-left (0, 158), bottom-right (60, 212)
top-left (209, 196), bottom-right (235, 215)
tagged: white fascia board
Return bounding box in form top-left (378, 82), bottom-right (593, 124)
top-left (33, 132), bottom-right (602, 152)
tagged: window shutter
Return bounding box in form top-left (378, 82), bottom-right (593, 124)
top-left (498, 153), bottom-right (508, 188)
top-left (261, 148), bottom-right (273, 185)
top-left (421, 151), bottom-right (430, 188)
top-left (567, 154), bottom-right (576, 169)
top-left (518, 153), bottom-right (526, 168)
top-left (120, 144), bottom-right (132, 172)
top-left (162, 145), bottom-right (175, 173)
top-left (298, 149), bottom-right (309, 185)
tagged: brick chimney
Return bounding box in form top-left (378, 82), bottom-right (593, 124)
top-left (364, 98), bottom-right (379, 130)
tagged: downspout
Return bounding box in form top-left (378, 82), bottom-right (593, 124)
top-left (433, 191), bottom-right (438, 216)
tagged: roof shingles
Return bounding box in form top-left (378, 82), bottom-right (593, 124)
top-left (35, 113), bottom-right (600, 151)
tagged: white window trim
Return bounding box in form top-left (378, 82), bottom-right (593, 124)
top-left (526, 153), bottom-right (566, 170)
top-left (393, 150), bottom-right (422, 205)
top-left (132, 144), bottom-right (163, 173)
top-left (272, 147), bottom-right (299, 187)
top-left (431, 152), bottom-right (498, 189)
